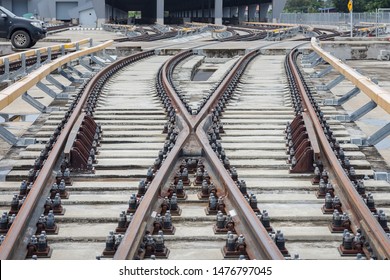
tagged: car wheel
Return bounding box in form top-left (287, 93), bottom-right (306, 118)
top-left (11, 30), bottom-right (31, 49)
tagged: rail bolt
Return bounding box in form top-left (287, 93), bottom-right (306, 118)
top-left (365, 193), bottom-right (376, 213)
top-left (0, 212), bottom-right (8, 233)
top-left (259, 210), bottom-right (274, 233)
top-left (116, 211), bottom-right (127, 233)
top-left (127, 194), bottom-right (138, 213)
top-left (9, 194), bottom-right (20, 215)
top-left (275, 230), bottom-right (289, 256)
top-left (195, 168), bottom-right (204, 185)
top-left (103, 231), bottom-right (116, 256)
top-left (377, 209), bottom-right (389, 232)
top-left (52, 193), bottom-right (65, 215)
top-left (223, 233), bottom-right (249, 259)
top-left (19, 180), bottom-right (28, 198)
top-left (230, 167), bottom-right (238, 181)
top-left (316, 179), bottom-right (327, 198)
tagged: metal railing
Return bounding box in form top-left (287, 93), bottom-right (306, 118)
top-left (281, 12), bottom-right (390, 28)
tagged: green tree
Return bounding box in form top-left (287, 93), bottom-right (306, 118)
top-left (364, 0), bottom-right (390, 11)
top-left (285, 0), bottom-right (322, 13)
top-left (332, 0), bottom-right (373, 12)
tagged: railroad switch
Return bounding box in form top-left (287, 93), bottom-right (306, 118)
top-left (285, 115), bottom-right (315, 173)
top-left (143, 231), bottom-right (169, 259)
top-left (223, 233), bottom-right (249, 259)
top-left (214, 211), bottom-right (236, 234)
top-left (330, 210), bottom-right (351, 233)
top-left (26, 232), bottom-right (52, 258)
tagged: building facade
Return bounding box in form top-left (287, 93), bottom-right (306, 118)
top-left (0, 0), bottom-right (286, 27)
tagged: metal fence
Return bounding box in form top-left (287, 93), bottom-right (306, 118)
top-left (280, 12), bottom-right (390, 28)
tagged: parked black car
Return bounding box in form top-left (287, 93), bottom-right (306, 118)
top-left (0, 6), bottom-right (46, 49)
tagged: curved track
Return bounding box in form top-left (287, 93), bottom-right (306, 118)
top-left (0, 37), bottom-right (389, 260)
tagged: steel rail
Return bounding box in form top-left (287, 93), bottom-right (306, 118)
top-left (196, 118), bottom-right (284, 260)
top-left (114, 47), bottom-right (284, 260)
top-left (113, 121), bottom-right (190, 260)
top-left (0, 50), bottom-right (155, 259)
top-left (288, 47), bottom-right (390, 259)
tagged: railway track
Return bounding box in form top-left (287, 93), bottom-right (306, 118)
top-left (0, 38), bottom-right (389, 260)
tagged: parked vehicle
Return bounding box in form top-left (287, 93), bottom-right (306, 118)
top-left (0, 6), bottom-right (46, 49)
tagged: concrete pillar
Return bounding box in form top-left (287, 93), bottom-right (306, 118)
top-left (92, 0), bottom-right (106, 26)
top-left (208, 0), bottom-right (212, 22)
top-left (248, 4), bottom-right (257, 22)
top-left (156, 0), bottom-right (164, 25)
top-left (231, 7), bottom-right (238, 18)
top-left (238, 6), bottom-right (247, 22)
top-left (272, 0), bottom-right (287, 23)
top-left (259, 3), bottom-right (271, 22)
top-left (214, 0), bottom-right (223, 25)
top-left (223, 7), bottom-right (230, 18)
top-left (201, 0), bottom-right (204, 20)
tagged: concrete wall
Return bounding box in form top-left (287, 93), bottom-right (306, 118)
top-left (321, 41), bottom-right (390, 60)
top-left (0, 0), bottom-right (12, 11)
top-left (27, 0), bottom-right (89, 21)
top-left (272, 0), bottom-right (287, 22)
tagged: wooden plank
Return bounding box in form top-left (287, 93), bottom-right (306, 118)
top-left (0, 40), bottom-right (113, 111)
top-left (0, 38), bottom-right (91, 65)
top-left (311, 38), bottom-right (390, 115)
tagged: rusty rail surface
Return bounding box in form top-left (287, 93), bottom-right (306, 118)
top-left (114, 47), bottom-right (284, 260)
top-left (288, 47), bottom-right (390, 259)
top-left (0, 50), bottom-right (155, 260)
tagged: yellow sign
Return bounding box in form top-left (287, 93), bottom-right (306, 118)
top-left (348, 0), bottom-right (353, 12)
